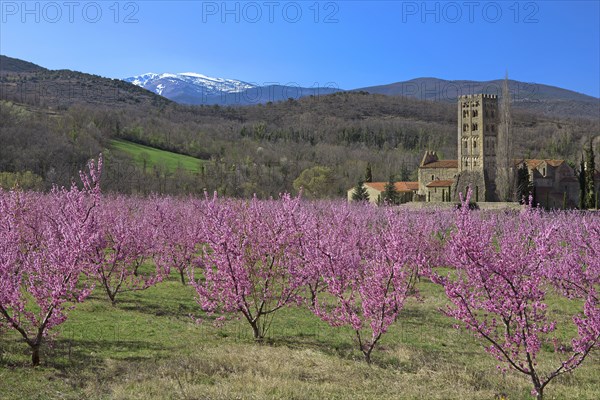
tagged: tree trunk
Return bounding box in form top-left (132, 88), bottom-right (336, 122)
top-left (107, 290), bottom-right (118, 306)
top-left (31, 344), bottom-right (41, 367)
top-left (363, 350), bottom-right (372, 364)
top-left (536, 387), bottom-right (543, 400)
top-left (309, 288), bottom-right (317, 308)
top-left (250, 321), bottom-right (263, 342)
top-left (531, 374), bottom-right (543, 400)
top-left (180, 269), bottom-right (186, 285)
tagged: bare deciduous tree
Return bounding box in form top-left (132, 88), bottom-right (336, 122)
top-left (496, 73), bottom-right (516, 201)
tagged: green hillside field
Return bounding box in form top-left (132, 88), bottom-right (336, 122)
top-left (110, 139), bottom-right (206, 173)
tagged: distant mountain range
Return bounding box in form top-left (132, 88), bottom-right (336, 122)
top-left (124, 72), bottom-right (340, 105)
top-left (1, 55), bottom-right (597, 118)
top-left (124, 69), bottom-right (598, 117)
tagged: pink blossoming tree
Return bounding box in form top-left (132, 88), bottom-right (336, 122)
top-left (306, 204), bottom-right (434, 363)
top-left (0, 158), bottom-right (102, 366)
top-left (190, 194), bottom-right (306, 340)
top-left (436, 193), bottom-right (600, 399)
top-left (152, 197), bottom-right (205, 285)
top-left (88, 196), bottom-right (162, 305)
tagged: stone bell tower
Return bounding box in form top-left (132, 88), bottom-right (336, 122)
top-left (455, 94), bottom-right (499, 201)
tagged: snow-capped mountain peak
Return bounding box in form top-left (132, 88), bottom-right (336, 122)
top-left (124, 71), bottom-right (257, 102)
top-left (123, 70), bottom-right (341, 105)
top-left (128, 72), bottom-right (160, 86)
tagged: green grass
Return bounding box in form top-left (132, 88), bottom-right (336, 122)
top-left (110, 139), bottom-right (206, 173)
top-left (1, 272), bottom-right (598, 400)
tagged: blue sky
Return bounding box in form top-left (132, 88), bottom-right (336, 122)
top-left (1, 1), bottom-right (599, 96)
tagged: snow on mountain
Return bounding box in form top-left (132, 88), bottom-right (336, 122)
top-left (124, 72), bottom-right (257, 101)
top-left (128, 72), bottom-right (160, 86)
top-left (124, 71), bottom-right (342, 105)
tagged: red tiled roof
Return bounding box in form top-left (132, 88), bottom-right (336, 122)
top-left (426, 180), bottom-right (455, 188)
top-left (517, 159), bottom-right (565, 169)
top-left (403, 182), bottom-right (419, 191)
top-left (420, 160), bottom-right (458, 169)
top-left (364, 182), bottom-right (419, 193)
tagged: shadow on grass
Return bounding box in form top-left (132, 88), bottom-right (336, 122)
top-left (264, 333), bottom-right (426, 370)
top-left (0, 336), bottom-right (166, 371)
top-left (115, 297), bottom-right (198, 319)
top-left (266, 332), bottom-right (356, 357)
top-left (252, 313), bottom-right (485, 372)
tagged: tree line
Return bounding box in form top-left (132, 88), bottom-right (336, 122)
top-left (1, 85), bottom-right (598, 198)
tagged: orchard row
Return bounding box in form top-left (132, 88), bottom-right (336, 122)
top-left (0, 158), bottom-right (598, 400)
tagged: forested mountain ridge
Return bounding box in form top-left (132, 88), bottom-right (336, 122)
top-left (0, 55), bottom-right (47, 73)
top-left (0, 55), bottom-right (171, 109)
top-left (358, 77), bottom-right (599, 119)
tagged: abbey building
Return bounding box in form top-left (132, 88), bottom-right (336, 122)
top-left (350, 94), bottom-right (595, 208)
top-left (416, 94), bottom-right (588, 208)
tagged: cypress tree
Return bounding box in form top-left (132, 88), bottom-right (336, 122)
top-left (365, 163), bottom-right (373, 183)
top-left (496, 73), bottom-right (515, 201)
top-left (578, 155), bottom-right (586, 209)
top-left (352, 180), bottom-right (370, 202)
top-left (382, 176), bottom-right (400, 205)
top-left (584, 138), bottom-right (596, 209)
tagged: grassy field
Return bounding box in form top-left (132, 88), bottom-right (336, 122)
top-left (0, 270), bottom-right (598, 400)
top-left (110, 139), bottom-right (206, 173)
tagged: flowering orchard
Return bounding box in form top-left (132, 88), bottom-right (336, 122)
top-left (0, 161), bottom-right (598, 399)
